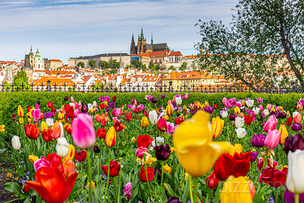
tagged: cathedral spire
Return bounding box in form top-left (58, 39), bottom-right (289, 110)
top-left (151, 33), bottom-right (153, 45)
top-left (141, 27), bottom-right (144, 39)
top-left (29, 45), bottom-right (33, 56)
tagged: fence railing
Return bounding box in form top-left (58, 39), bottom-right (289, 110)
top-left (0, 81), bottom-right (303, 94)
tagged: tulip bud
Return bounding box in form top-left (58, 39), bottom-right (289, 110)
top-left (149, 110), bottom-right (158, 125)
top-left (47, 101), bottom-right (53, 108)
top-left (175, 96), bottom-right (182, 105)
top-left (206, 171), bottom-right (219, 189)
top-left (81, 103), bottom-right (88, 113)
top-left (287, 150), bottom-right (304, 194)
top-left (72, 114), bottom-right (96, 149)
top-left (28, 155), bottom-right (38, 163)
top-left (157, 118), bottom-right (167, 132)
top-left (12, 136), bottom-right (21, 150)
top-left (211, 116), bottom-right (224, 139)
top-left (154, 144), bottom-right (171, 161)
top-left (264, 115), bottom-right (277, 133)
top-left (279, 124), bottom-right (288, 145)
top-left (105, 126), bottom-right (116, 147)
top-left (18, 105), bottom-right (24, 117)
top-left (229, 113), bottom-right (236, 121)
top-left (235, 117), bottom-right (245, 128)
top-left (257, 158), bottom-right (264, 171)
top-left (221, 111), bottom-right (228, 118)
top-left (184, 93), bottom-right (188, 100)
top-left (23, 184), bottom-right (31, 193)
top-left (56, 137), bottom-right (70, 157)
top-left (246, 99), bottom-right (254, 107)
top-left (264, 129), bottom-right (281, 149)
top-left (75, 150), bottom-right (87, 162)
top-left (250, 151), bottom-right (257, 162)
top-left (236, 128), bottom-right (247, 139)
top-left (93, 145), bottom-right (100, 153)
top-left (141, 117), bottom-right (149, 128)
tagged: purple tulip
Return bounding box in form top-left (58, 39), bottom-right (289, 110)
top-left (291, 123), bottom-right (302, 131)
top-left (229, 113), bottom-right (237, 121)
top-left (284, 189), bottom-right (304, 203)
top-left (250, 151), bottom-right (257, 162)
top-left (161, 94), bottom-right (166, 100)
top-left (154, 144), bottom-right (171, 161)
top-left (151, 97), bottom-right (158, 103)
top-left (283, 133), bottom-right (304, 154)
top-left (251, 134), bottom-right (265, 147)
top-left (167, 196), bottom-right (182, 203)
top-left (203, 106), bottom-right (213, 114)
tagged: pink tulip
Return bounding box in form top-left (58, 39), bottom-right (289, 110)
top-left (33, 159), bottom-right (50, 171)
top-left (74, 109), bottom-right (79, 117)
top-left (35, 103), bottom-right (40, 109)
top-left (72, 113), bottom-right (96, 149)
top-left (123, 182), bottom-right (132, 199)
top-left (257, 97), bottom-right (263, 103)
top-left (70, 97), bottom-right (75, 103)
top-left (294, 114), bottom-right (302, 124)
top-left (112, 108), bottom-right (122, 117)
top-left (259, 104), bottom-right (263, 111)
top-left (131, 98), bottom-right (137, 106)
top-left (184, 93), bottom-right (189, 100)
top-left (135, 147), bottom-right (148, 159)
top-left (264, 115), bottom-right (277, 133)
top-left (31, 109), bottom-right (41, 121)
top-left (166, 122), bottom-right (175, 135)
top-left (264, 129), bottom-right (281, 149)
top-left (222, 97), bottom-right (227, 105)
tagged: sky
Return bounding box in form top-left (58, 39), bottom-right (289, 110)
top-left (0, 0), bottom-right (238, 64)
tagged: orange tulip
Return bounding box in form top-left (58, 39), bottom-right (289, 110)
top-left (64, 124), bottom-right (72, 134)
top-left (95, 114), bottom-right (102, 122)
top-left (51, 121), bottom-right (61, 140)
top-left (26, 166), bottom-right (78, 203)
top-left (18, 105), bottom-right (24, 117)
top-left (63, 159), bottom-right (75, 178)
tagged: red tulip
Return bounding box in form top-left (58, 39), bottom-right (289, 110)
top-left (95, 114), bottom-right (102, 122)
top-left (135, 147), bottom-right (148, 159)
top-left (213, 104), bottom-right (218, 110)
top-left (26, 166), bottom-right (78, 203)
top-left (64, 124), bottom-right (72, 134)
top-left (157, 118), bottom-right (167, 132)
top-left (42, 129), bottom-right (53, 142)
top-left (23, 184), bottom-right (31, 193)
top-left (64, 104), bottom-right (74, 120)
top-left (27, 106), bottom-right (32, 113)
top-left (125, 112), bottom-right (133, 121)
top-left (257, 158), bottom-right (264, 171)
top-left (286, 116), bottom-right (292, 127)
top-left (136, 135), bottom-right (154, 148)
top-left (100, 103), bottom-right (107, 109)
top-left (113, 120), bottom-right (126, 132)
top-left (101, 119), bottom-right (106, 127)
top-left (47, 101), bottom-right (53, 108)
top-left (258, 164), bottom-right (287, 188)
top-left (206, 171), bottom-right (219, 189)
top-left (97, 128), bottom-right (107, 139)
top-left (101, 160), bottom-right (120, 177)
top-left (75, 150), bottom-right (87, 162)
top-left (244, 114), bottom-right (254, 125)
top-left (25, 124), bottom-right (39, 140)
top-left (112, 96), bottom-right (117, 102)
top-left (139, 165), bottom-right (154, 182)
top-left (213, 152), bottom-right (251, 181)
top-left (174, 117), bottom-right (184, 125)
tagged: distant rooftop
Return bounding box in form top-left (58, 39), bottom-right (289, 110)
top-left (70, 53), bottom-right (129, 59)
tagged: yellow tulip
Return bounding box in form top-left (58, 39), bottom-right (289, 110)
top-left (41, 121), bottom-right (48, 131)
top-left (204, 101), bottom-right (209, 107)
top-left (234, 106), bottom-right (240, 114)
top-left (141, 117), bottom-right (149, 128)
top-left (86, 181), bottom-right (95, 189)
top-left (220, 176), bottom-right (253, 203)
top-left (166, 104), bottom-right (173, 116)
top-left (58, 112), bottom-right (65, 120)
top-left (19, 117), bottom-right (24, 124)
top-left (242, 100), bottom-right (245, 106)
top-left (0, 125), bottom-right (5, 132)
top-left (105, 126), bottom-right (116, 147)
top-left (287, 111), bottom-right (290, 118)
top-left (229, 144), bottom-right (243, 156)
top-left (163, 115), bottom-right (169, 121)
top-left (173, 110), bottom-right (231, 177)
top-left (28, 155), bottom-right (38, 163)
top-left (279, 124), bottom-right (288, 145)
top-left (64, 144), bottom-right (75, 161)
top-left (91, 108), bottom-right (95, 114)
top-left (184, 173), bottom-right (189, 181)
top-left (137, 153), bottom-right (156, 165)
top-left (163, 164), bottom-right (172, 174)
top-left (170, 147), bottom-right (175, 153)
top-left (17, 105), bottom-right (24, 117)
top-left (211, 116), bottom-right (224, 139)
top-left (131, 137), bottom-right (136, 141)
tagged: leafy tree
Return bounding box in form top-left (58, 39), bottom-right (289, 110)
top-left (196, 0), bottom-right (304, 88)
top-left (179, 62), bottom-right (187, 71)
top-left (109, 69), bottom-right (117, 74)
top-left (169, 65), bottom-right (175, 71)
top-left (89, 59), bottom-right (96, 68)
top-left (98, 60), bottom-right (109, 69)
top-left (148, 61), bottom-right (155, 70)
top-left (131, 59), bottom-right (142, 68)
top-left (155, 64), bottom-right (161, 70)
top-left (13, 70), bottom-right (30, 90)
top-left (77, 62), bottom-right (85, 68)
top-left (14, 70), bottom-right (28, 83)
top-left (94, 81), bottom-right (105, 91)
top-left (109, 58), bottom-right (120, 69)
top-left (142, 64), bottom-right (147, 72)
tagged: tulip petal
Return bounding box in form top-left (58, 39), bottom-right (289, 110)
top-left (26, 181), bottom-right (54, 203)
top-left (61, 171), bottom-right (78, 202)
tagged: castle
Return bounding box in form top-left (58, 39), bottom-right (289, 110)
top-left (130, 28), bottom-right (170, 55)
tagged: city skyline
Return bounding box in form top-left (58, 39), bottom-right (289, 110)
top-left (0, 0), bottom-right (238, 64)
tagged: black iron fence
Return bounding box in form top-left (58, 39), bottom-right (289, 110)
top-left (1, 81), bottom-right (303, 94)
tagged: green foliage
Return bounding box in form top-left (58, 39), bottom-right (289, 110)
top-left (98, 60), bottom-right (109, 69)
top-left (142, 64), bottom-right (147, 72)
top-left (109, 57), bottom-right (120, 69)
top-left (155, 64), bottom-right (161, 70)
top-left (14, 70), bottom-right (28, 84)
top-left (179, 62), bottom-right (187, 71)
top-left (149, 61), bottom-right (155, 70)
top-left (131, 59), bottom-right (142, 68)
top-left (169, 65), bottom-right (175, 71)
top-left (89, 59), bottom-right (96, 68)
top-left (77, 62), bottom-right (85, 68)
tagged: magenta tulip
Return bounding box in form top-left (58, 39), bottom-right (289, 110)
top-left (264, 129), bottom-right (281, 149)
top-left (31, 109), bottom-right (41, 121)
top-left (72, 113), bottom-right (96, 149)
top-left (112, 108), bottom-right (122, 117)
top-left (264, 115), bottom-right (277, 133)
top-left (184, 93), bottom-right (189, 100)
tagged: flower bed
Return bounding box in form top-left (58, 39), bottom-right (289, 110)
top-left (0, 94), bottom-right (303, 203)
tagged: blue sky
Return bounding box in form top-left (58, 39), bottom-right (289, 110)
top-left (0, 0), bottom-right (238, 64)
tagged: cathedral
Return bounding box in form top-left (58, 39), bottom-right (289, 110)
top-left (130, 28), bottom-right (170, 55)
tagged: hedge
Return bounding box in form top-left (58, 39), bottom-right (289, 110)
top-left (0, 91), bottom-right (302, 140)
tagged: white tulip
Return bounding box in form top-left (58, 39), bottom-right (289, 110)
top-left (56, 137), bottom-right (69, 157)
top-left (246, 100), bottom-right (254, 107)
top-left (263, 109), bottom-right (269, 116)
top-left (46, 118), bottom-right (54, 127)
top-left (221, 111), bottom-right (228, 118)
top-left (88, 104), bottom-right (93, 111)
top-left (12, 136), bottom-right (21, 150)
top-left (59, 122), bottom-right (64, 138)
top-left (69, 102), bottom-right (75, 107)
top-left (293, 111), bottom-right (300, 118)
top-left (150, 137), bottom-right (165, 149)
top-left (287, 150), bottom-right (304, 194)
top-left (175, 97), bottom-right (182, 105)
top-left (93, 101), bottom-right (97, 108)
top-left (236, 128), bottom-right (247, 139)
top-left (149, 110), bottom-right (158, 125)
top-left (253, 107), bottom-right (260, 115)
top-left (235, 117), bottom-right (245, 128)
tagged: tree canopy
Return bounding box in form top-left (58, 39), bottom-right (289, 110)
top-left (77, 62), bottom-right (85, 68)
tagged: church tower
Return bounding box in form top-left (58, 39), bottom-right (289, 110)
top-left (29, 45), bottom-right (34, 67)
top-left (137, 27), bottom-right (146, 55)
top-left (130, 34), bottom-right (136, 55)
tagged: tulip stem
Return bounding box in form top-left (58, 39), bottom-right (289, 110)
top-left (193, 177), bottom-right (199, 203)
top-left (87, 149), bottom-right (93, 203)
top-left (189, 176), bottom-right (194, 203)
top-left (295, 193), bottom-right (299, 203)
top-left (160, 161), bottom-right (164, 192)
top-left (103, 148), bottom-right (111, 203)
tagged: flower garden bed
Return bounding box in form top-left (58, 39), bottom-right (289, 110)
top-left (0, 93), bottom-right (303, 203)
